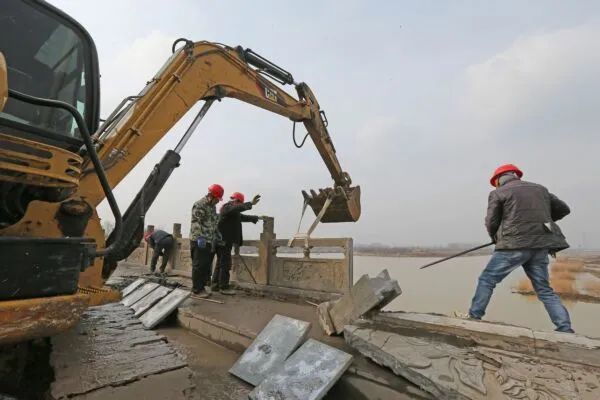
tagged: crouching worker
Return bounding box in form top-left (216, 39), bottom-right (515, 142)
top-left (190, 184), bottom-right (224, 298)
top-left (144, 229), bottom-right (175, 275)
top-left (213, 192), bottom-right (261, 295)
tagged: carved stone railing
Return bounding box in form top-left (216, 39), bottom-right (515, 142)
top-left (124, 217), bottom-right (353, 295)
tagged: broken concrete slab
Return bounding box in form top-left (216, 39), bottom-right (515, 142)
top-left (121, 278), bottom-right (146, 297)
top-left (131, 285), bottom-right (172, 317)
top-left (139, 288), bottom-right (190, 329)
top-left (121, 282), bottom-right (159, 307)
top-left (229, 314), bottom-right (311, 386)
top-left (344, 325), bottom-right (600, 400)
top-left (329, 269), bottom-right (401, 334)
top-left (51, 303), bottom-right (191, 399)
top-left (317, 300), bottom-right (336, 336)
top-left (249, 338), bottom-right (352, 400)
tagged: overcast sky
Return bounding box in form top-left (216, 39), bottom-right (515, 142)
top-left (51, 1), bottom-right (600, 248)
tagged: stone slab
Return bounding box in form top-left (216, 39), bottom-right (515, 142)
top-left (120, 282), bottom-right (159, 307)
top-left (344, 325), bottom-right (600, 400)
top-left (131, 285), bottom-right (172, 317)
top-left (533, 329), bottom-right (600, 368)
top-left (373, 312), bottom-right (536, 355)
top-left (249, 338), bottom-right (353, 400)
top-left (374, 311), bottom-right (600, 367)
top-left (229, 314), bottom-right (311, 386)
top-left (139, 288), bottom-right (190, 329)
top-left (50, 303), bottom-right (190, 399)
top-left (317, 301), bottom-right (336, 336)
top-left (329, 269), bottom-right (401, 334)
top-left (121, 278), bottom-right (146, 297)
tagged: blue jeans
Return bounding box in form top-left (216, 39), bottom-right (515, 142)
top-left (469, 249), bottom-right (573, 333)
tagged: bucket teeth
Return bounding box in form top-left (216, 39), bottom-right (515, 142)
top-left (302, 185), bottom-right (361, 223)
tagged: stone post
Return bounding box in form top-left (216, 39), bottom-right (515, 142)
top-left (172, 223), bottom-right (182, 238)
top-left (256, 217), bottom-right (275, 284)
top-left (169, 223), bottom-right (182, 271)
top-left (144, 224), bottom-right (155, 265)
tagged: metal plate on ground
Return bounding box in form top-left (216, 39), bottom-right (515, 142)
top-left (229, 314), bottom-right (311, 386)
top-left (121, 278), bottom-right (146, 297)
top-left (249, 338), bottom-right (352, 400)
top-left (131, 286), bottom-right (172, 317)
top-left (121, 282), bottom-right (159, 307)
top-left (139, 288), bottom-right (190, 329)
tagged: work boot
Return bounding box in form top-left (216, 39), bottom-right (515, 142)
top-left (192, 290), bottom-right (210, 299)
top-left (453, 311), bottom-right (476, 320)
top-left (210, 282), bottom-right (219, 291)
top-left (220, 288), bottom-right (236, 296)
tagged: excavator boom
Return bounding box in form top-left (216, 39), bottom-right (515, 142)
top-left (82, 41), bottom-right (360, 226)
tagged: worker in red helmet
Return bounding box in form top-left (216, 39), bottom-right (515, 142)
top-left (457, 164), bottom-right (574, 333)
top-left (212, 192), bottom-right (261, 295)
top-left (189, 184), bottom-right (224, 298)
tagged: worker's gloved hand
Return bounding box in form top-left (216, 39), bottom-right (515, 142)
top-left (251, 194), bottom-right (261, 205)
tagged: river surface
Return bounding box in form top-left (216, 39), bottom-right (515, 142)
top-left (351, 255), bottom-right (600, 337)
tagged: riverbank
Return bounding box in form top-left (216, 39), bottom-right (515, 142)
top-left (512, 255), bottom-right (600, 303)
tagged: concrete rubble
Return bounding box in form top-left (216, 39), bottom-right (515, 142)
top-left (316, 300), bottom-right (337, 336)
top-left (249, 338), bottom-right (353, 400)
top-left (345, 325), bottom-right (600, 400)
top-left (229, 314), bottom-right (311, 386)
top-left (321, 269), bottom-right (401, 335)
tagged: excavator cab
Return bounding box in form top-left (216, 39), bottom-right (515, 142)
top-left (0, 0), bottom-right (107, 302)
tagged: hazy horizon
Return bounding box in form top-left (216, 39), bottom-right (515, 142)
top-left (52, 0), bottom-right (600, 248)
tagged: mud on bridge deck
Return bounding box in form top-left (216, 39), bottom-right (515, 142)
top-left (50, 302), bottom-right (194, 399)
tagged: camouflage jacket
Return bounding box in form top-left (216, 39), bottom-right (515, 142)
top-left (189, 196), bottom-right (221, 242)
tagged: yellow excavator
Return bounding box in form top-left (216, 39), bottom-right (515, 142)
top-left (0, 0), bottom-right (360, 345)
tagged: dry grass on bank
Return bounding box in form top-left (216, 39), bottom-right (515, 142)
top-left (513, 258), bottom-right (585, 296)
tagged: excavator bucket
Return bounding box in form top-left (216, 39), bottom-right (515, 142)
top-left (302, 186), bottom-right (361, 223)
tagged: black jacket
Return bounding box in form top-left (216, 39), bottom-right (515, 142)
top-left (218, 201), bottom-right (259, 246)
top-left (147, 229), bottom-right (172, 247)
top-left (485, 179), bottom-right (570, 252)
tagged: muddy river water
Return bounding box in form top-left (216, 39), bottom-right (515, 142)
top-left (352, 255), bottom-right (600, 337)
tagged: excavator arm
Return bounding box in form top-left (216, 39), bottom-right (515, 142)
top-left (80, 40), bottom-right (360, 276)
top-left (79, 40), bottom-right (360, 219)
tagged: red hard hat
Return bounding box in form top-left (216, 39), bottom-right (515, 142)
top-left (208, 184), bottom-right (224, 200)
top-left (230, 192), bottom-right (245, 202)
top-left (490, 164), bottom-right (523, 187)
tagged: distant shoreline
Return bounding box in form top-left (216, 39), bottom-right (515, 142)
top-left (353, 251), bottom-right (490, 258)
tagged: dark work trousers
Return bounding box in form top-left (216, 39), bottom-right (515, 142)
top-left (190, 240), bottom-right (215, 292)
top-left (213, 242), bottom-right (233, 289)
top-left (150, 235), bottom-right (174, 272)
